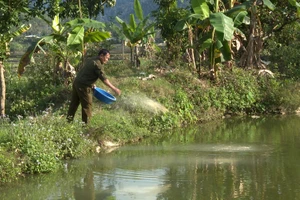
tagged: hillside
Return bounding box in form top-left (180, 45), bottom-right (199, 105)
top-left (99, 0), bottom-right (188, 22)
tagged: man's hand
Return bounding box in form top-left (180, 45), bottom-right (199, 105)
top-left (103, 79), bottom-right (121, 96)
top-left (113, 88), bottom-right (121, 96)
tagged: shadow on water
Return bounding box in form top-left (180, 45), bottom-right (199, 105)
top-left (1, 115), bottom-right (300, 200)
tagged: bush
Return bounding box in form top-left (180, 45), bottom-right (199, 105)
top-left (264, 23), bottom-right (300, 80)
top-left (216, 68), bottom-right (260, 113)
top-left (1, 115), bottom-right (95, 175)
top-left (5, 62), bottom-right (70, 119)
top-left (277, 81), bottom-right (300, 112)
top-left (0, 150), bottom-right (21, 184)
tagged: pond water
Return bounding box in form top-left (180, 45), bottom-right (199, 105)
top-left (1, 115), bottom-right (300, 200)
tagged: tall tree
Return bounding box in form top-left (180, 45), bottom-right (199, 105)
top-left (239, 0), bottom-right (300, 69)
top-left (0, 0), bottom-right (32, 117)
top-left (17, 0), bottom-right (111, 84)
top-left (239, 0), bottom-right (272, 69)
top-left (0, 0), bottom-right (116, 117)
top-left (31, 0), bottom-right (116, 19)
top-left (17, 16), bottom-right (110, 79)
top-left (152, 0), bottom-right (189, 64)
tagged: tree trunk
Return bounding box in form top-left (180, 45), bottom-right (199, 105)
top-left (193, 27), bottom-right (202, 77)
top-left (121, 40), bottom-right (125, 60)
top-left (188, 26), bottom-right (196, 70)
top-left (0, 60), bottom-right (6, 117)
top-left (134, 46), bottom-right (140, 68)
top-left (130, 46), bottom-right (134, 67)
top-left (239, 1), bottom-right (264, 69)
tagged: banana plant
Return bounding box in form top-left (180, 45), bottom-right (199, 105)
top-left (0, 24), bottom-right (32, 60)
top-left (175, 0), bottom-right (251, 78)
top-left (17, 14), bottom-right (110, 78)
top-left (115, 0), bottom-right (154, 67)
top-left (0, 24), bottom-right (31, 117)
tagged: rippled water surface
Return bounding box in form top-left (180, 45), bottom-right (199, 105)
top-left (1, 115), bottom-right (300, 200)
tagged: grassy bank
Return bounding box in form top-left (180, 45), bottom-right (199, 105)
top-left (1, 56), bottom-right (300, 185)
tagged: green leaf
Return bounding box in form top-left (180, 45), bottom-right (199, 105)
top-left (199, 38), bottom-right (213, 53)
top-left (191, 0), bottom-right (210, 20)
top-left (84, 31), bottom-right (111, 43)
top-left (67, 18), bottom-right (106, 29)
top-left (129, 14), bottom-right (137, 30)
top-left (67, 26), bottom-right (84, 46)
top-left (122, 26), bottom-right (133, 40)
top-left (288, 0), bottom-right (300, 17)
top-left (51, 33), bottom-right (66, 43)
top-left (219, 40), bottom-right (231, 61)
top-left (42, 35), bottom-right (55, 43)
top-left (189, 13), bottom-right (206, 20)
top-left (233, 11), bottom-right (248, 26)
top-left (116, 16), bottom-right (125, 24)
top-left (225, 1), bottom-right (252, 18)
top-left (263, 0), bottom-right (275, 10)
top-left (52, 15), bottom-right (60, 33)
top-left (289, 0), bottom-right (300, 7)
top-left (134, 0), bottom-right (144, 21)
top-left (11, 24), bottom-right (31, 38)
top-left (174, 19), bottom-right (188, 31)
top-left (210, 13), bottom-right (235, 41)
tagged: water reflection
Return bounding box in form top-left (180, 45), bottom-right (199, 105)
top-left (1, 115), bottom-right (300, 200)
top-left (77, 142), bottom-right (273, 200)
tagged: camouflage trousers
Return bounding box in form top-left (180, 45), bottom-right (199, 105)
top-left (67, 81), bottom-right (93, 124)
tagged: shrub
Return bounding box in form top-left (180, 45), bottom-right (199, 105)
top-left (2, 115), bottom-right (95, 174)
top-left (217, 68), bottom-right (260, 113)
top-left (5, 65), bottom-right (70, 119)
top-left (0, 150), bottom-right (21, 184)
top-left (264, 23), bottom-right (300, 80)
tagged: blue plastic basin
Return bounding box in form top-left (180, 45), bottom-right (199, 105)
top-left (93, 87), bottom-right (116, 104)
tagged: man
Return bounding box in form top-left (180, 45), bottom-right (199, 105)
top-left (67, 49), bottom-right (121, 124)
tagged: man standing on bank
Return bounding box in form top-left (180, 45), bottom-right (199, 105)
top-left (67, 49), bottom-right (121, 124)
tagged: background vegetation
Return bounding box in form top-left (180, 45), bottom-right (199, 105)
top-left (1, 0), bottom-right (300, 185)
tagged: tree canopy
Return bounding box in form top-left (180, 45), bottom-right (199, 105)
top-left (30, 0), bottom-right (117, 19)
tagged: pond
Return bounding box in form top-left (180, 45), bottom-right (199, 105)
top-left (1, 115), bottom-right (300, 200)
